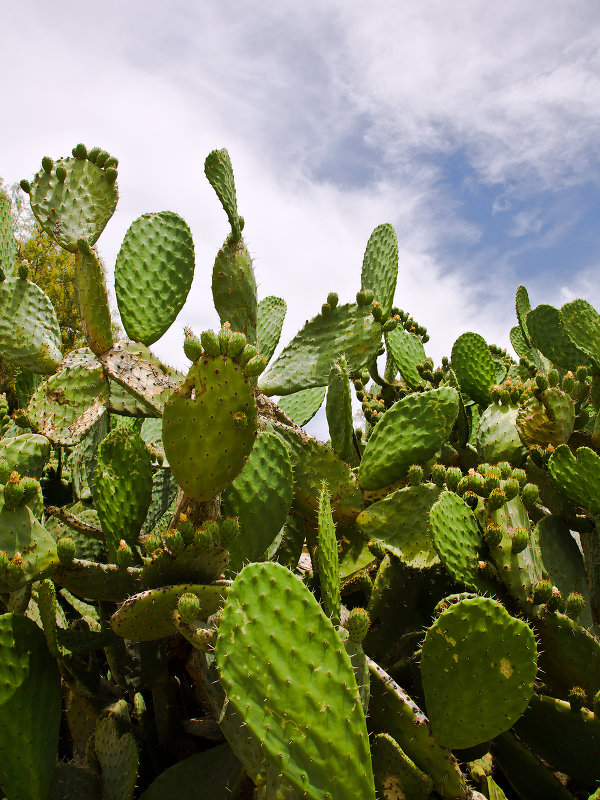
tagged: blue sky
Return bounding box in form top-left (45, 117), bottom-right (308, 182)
top-left (3, 1), bottom-right (600, 437)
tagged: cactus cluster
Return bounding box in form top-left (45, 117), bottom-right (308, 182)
top-left (0, 143), bottom-right (599, 800)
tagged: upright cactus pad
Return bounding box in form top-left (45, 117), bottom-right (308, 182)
top-left (212, 235), bottom-right (258, 345)
top-left (421, 596), bottom-right (537, 749)
top-left (204, 148), bottom-right (241, 237)
top-left (74, 243), bottom-right (114, 355)
top-left (27, 148), bottom-right (118, 252)
top-left (316, 483), bottom-right (341, 625)
top-left (162, 340), bottom-right (258, 502)
top-left (385, 325), bottom-right (426, 389)
top-left (215, 563), bottom-right (376, 800)
top-left (451, 332), bottom-right (496, 407)
top-left (360, 223), bottom-right (399, 318)
top-left (115, 211), bottom-right (195, 345)
top-left (257, 295), bottom-right (287, 363)
top-left (277, 386), bottom-right (326, 426)
top-left (0, 191), bottom-right (17, 275)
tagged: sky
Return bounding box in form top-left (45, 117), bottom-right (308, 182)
top-left (3, 2), bottom-right (600, 436)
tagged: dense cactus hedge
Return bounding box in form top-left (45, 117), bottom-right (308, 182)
top-left (0, 144), bottom-right (599, 800)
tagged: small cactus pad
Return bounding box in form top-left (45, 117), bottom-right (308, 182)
top-left (527, 304), bottom-right (591, 371)
top-left (259, 302), bottom-right (382, 396)
top-left (162, 347), bottom-right (258, 502)
top-left (515, 284), bottom-right (532, 346)
top-left (385, 325), bottom-right (426, 389)
top-left (26, 350), bottom-right (109, 446)
top-left (212, 234), bottom-right (258, 345)
top-left (0, 433), bottom-right (51, 479)
top-left (0, 277), bottom-right (62, 373)
top-left (0, 613), bottom-right (62, 800)
top-left (358, 387), bottom-right (459, 491)
top-left (316, 483), bottom-right (341, 624)
top-left (421, 596), bottom-right (537, 749)
top-left (548, 444), bottom-right (600, 515)
top-left (360, 223), bottom-right (399, 318)
top-left (278, 385), bottom-right (326, 426)
top-left (257, 295), bottom-right (287, 363)
top-left (326, 356), bottom-right (356, 464)
top-left (115, 211), bottom-right (195, 345)
top-left (0, 192), bottom-right (17, 274)
top-left (222, 431), bottom-right (293, 571)
top-left (93, 428), bottom-right (153, 558)
top-left (74, 245), bottom-right (114, 355)
top-left (0, 505), bottom-right (58, 592)
top-left (215, 562), bottom-right (376, 800)
top-left (451, 332), bottom-right (496, 407)
top-left (560, 298), bottom-right (600, 372)
top-left (204, 148), bottom-right (241, 236)
top-left (371, 733), bottom-right (433, 800)
top-left (28, 151), bottom-right (118, 252)
top-left (110, 584), bottom-right (228, 641)
top-left (357, 483), bottom-right (441, 569)
top-left (476, 403), bottom-right (526, 465)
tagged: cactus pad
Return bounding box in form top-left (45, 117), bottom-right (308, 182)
top-left (451, 332), bottom-right (496, 407)
top-left (115, 211), bottom-right (195, 345)
top-left (257, 295), bottom-right (287, 363)
top-left (385, 325), bottom-right (426, 389)
top-left (215, 562), bottom-right (375, 800)
top-left (162, 348), bottom-right (258, 502)
top-left (360, 223), bottom-right (399, 318)
top-left (278, 386), bottom-right (326, 426)
top-left (421, 596), bottom-right (537, 748)
top-left (548, 444), bottom-right (600, 515)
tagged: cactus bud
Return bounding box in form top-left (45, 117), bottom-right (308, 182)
top-left (326, 292), bottom-right (339, 308)
top-left (163, 530), bottom-right (184, 554)
top-left (546, 585), bottom-right (562, 612)
top-left (104, 156), bottom-right (119, 169)
top-left (567, 686), bottom-right (586, 712)
top-left (321, 303), bottom-right (332, 315)
top-left (497, 462), bottom-right (512, 479)
top-left (21, 476), bottom-right (41, 506)
top-left (55, 164), bottom-right (67, 183)
top-left (227, 331), bottom-right (247, 359)
top-left (431, 464), bottom-right (446, 487)
top-left (177, 592), bottom-right (201, 625)
top-left (503, 478), bottom-right (520, 501)
top-left (3, 472), bottom-right (25, 511)
top-left (511, 468), bottom-right (527, 488)
top-left (576, 365), bottom-right (588, 382)
top-left (511, 527), bottom-right (528, 553)
top-left (445, 467), bottom-right (462, 492)
top-left (382, 317), bottom-right (397, 333)
top-left (143, 535), bottom-right (162, 555)
top-left (243, 355), bottom-right (267, 377)
top-left (200, 330), bottom-right (221, 357)
top-left (218, 324), bottom-right (233, 353)
top-left (219, 517), bottom-right (240, 548)
top-left (239, 343), bottom-right (258, 367)
top-left (41, 156), bottom-right (53, 173)
top-left (105, 167), bottom-right (118, 185)
top-left (535, 373), bottom-right (548, 392)
top-left (484, 522), bottom-right (503, 547)
top-left (532, 580), bottom-right (553, 605)
top-left (57, 537), bottom-right (76, 565)
top-left (546, 368), bottom-right (559, 387)
top-left (17, 262), bottom-right (29, 280)
top-left (408, 464), bottom-right (424, 486)
top-left (72, 143), bottom-right (87, 159)
top-left (96, 150), bottom-right (110, 168)
top-left (562, 372), bottom-right (575, 392)
top-left (521, 483), bottom-right (540, 507)
top-left (487, 487), bottom-right (507, 511)
top-left (463, 491), bottom-right (479, 509)
top-left (19, 179), bottom-right (31, 194)
top-left (177, 519), bottom-right (195, 546)
top-left (355, 290), bottom-right (368, 306)
top-left (565, 592), bottom-right (585, 620)
top-left (367, 539), bottom-right (386, 560)
top-left (87, 146), bottom-right (101, 163)
top-left (0, 458), bottom-right (10, 484)
top-left (116, 540), bottom-right (134, 568)
top-left (183, 334), bottom-right (203, 362)
top-left (347, 608), bottom-right (370, 643)
top-left (371, 302), bottom-right (383, 322)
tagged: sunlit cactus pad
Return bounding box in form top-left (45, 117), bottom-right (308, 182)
top-left (421, 596), bottom-right (537, 749)
top-left (215, 562), bottom-right (376, 800)
top-left (116, 211), bottom-right (195, 345)
top-left (28, 148), bottom-right (118, 252)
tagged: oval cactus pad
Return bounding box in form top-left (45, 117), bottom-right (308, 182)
top-left (216, 562), bottom-right (375, 800)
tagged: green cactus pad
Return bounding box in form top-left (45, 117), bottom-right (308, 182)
top-left (476, 403), bottom-right (526, 465)
top-left (358, 387), bottom-right (459, 491)
top-left (516, 388), bottom-right (575, 447)
top-left (367, 658), bottom-right (468, 800)
top-left (325, 356), bottom-right (355, 464)
top-left (74, 246), bottom-right (114, 355)
top-left (139, 742), bottom-right (245, 800)
top-left (115, 211), bottom-right (195, 345)
top-left (94, 427), bottom-right (153, 558)
top-left (259, 302), bottom-right (382, 396)
top-left (94, 705), bottom-right (138, 800)
top-left (0, 505), bottom-right (58, 591)
top-left (385, 325), bottom-right (426, 389)
top-left (360, 223), bottom-right (399, 318)
top-left (0, 277), bottom-right (62, 373)
top-left (257, 296), bottom-right (286, 363)
top-left (421, 596), bottom-right (537, 749)
top-left (316, 483), bottom-right (341, 624)
top-left (110, 583), bottom-right (228, 641)
top-left (371, 733), bottom-right (433, 800)
top-left (215, 562), bottom-right (375, 800)
top-left (429, 490), bottom-right (495, 593)
top-left (548, 444), bottom-right (600, 515)
top-left (515, 284), bottom-right (532, 346)
top-left (212, 234), bottom-right (258, 345)
top-left (162, 353), bottom-right (257, 502)
top-left (357, 483), bottom-right (441, 569)
top-left (0, 433), bottom-right (51, 478)
top-left (28, 152), bottom-right (118, 252)
top-left (222, 431), bottom-right (293, 571)
top-left (273, 425), bottom-right (363, 523)
top-left (0, 613), bottom-right (61, 800)
top-left (140, 468), bottom-right (177, 536)
top-left (205, 148), bottom-right (241, 236)
top-left (451, 332), bottom-right (496, 407)
top-left (26, 349), bottom-right (109, 446)
top-left (527, 304), bottom-right (591, 371)
top-left (53, 559), bottom-right (142, 601)
top-left (70, 412), bottom-right (108, 501)
top-left (560, 298), bottom-right (600, 372)
top-left (277, 386), bottom-right (326, 426)
top-left (0, 192), bottom-right (17, 275)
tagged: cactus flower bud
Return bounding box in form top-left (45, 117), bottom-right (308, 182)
top-left (183, 335), bottom-right (203, 362)
top-left (484, 522), bottom-right (502, 547)
top-left (326, 292), bottom-right (339, 308)
top-left (20, 179), bottom-right (31, 194)
top-left (565, 592), bottom-right (585, 620)
top-left (72, 143), bottom-right (87, 159)
top-left (55, 165), bottom-right (67, 183)
top-left (57, 537), bottom-right (76, 565)
top-left (408, 465), bottom-right (424, 486)
top-left (445, 467), bottom-right (462, 492)
top-left (487, 487), bottom-right (507, 511)
top-left (511, 527), bottom-right (529, 553)
top-left (177, 592), bottom-right (201, 625)
top-left (41, 156), bottom-right (53, 173)
top-left (532, 580), bottom-right (553, 605)
top-left (116, 540), bottom-right (134, 568)
top-left (567, 686), bottom-right (586, 712)
top-left (521, 483), bottom-right (540, 507)
top-left (347, 608), bottom-right (371, 643)
top-left (219, 517), bottom-right (240, 548)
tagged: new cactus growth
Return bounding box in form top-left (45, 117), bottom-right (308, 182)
top-left (0, 144), bottom-right (598, 800)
